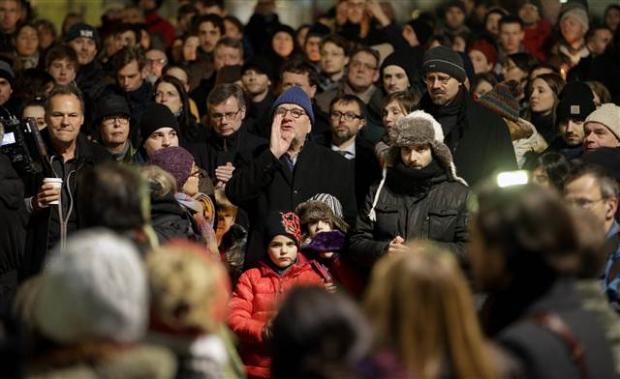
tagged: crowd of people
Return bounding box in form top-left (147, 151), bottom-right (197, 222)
top-left (1, 0), bottom-right (620, 377)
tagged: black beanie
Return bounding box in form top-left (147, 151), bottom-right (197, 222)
top-left (95, 95), bottom-right (130, 125)
top-left (139, 103), bottom-right (180, 143)
top-left (264, 211), bottom-right (302, 248)
top-left (381, 51), bottom-right (417, 84)
top-left (422, 46), bottom-right (467, 83)
top-left (407, 19), bottom-right (433, 47)
top-left (556, 82), bottom-right (595, 123)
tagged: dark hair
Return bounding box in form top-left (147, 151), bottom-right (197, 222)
top-left (45, 84), bottom-right (84, 114)
top-left (113, 23), bottom-right (141, 45)
top-left (20, 96), bottom-right (45, 115)
top-left (207, 83), bottom-right (246, 110)
top-left (78, 162), bottom-right (148, 232)
top-left (154, 75), bottom-right (194, 133)
top-left (507, 52), bottom-right (537, 73)
top-left (499, 15), bottom-right (524, 30)
top-left (330, 94), bottom-right (366, 118)
top-left (472, 72), bottom-right (498, 91)
top-left (586, 25), bottom-right (612, 41)
top-left (111, 46), bottom-right (146, 71)
top-left (382, 91), bottom-right (419, 114)
top-left (350, 46), bottom-right (380, 68)
top-left (280, 58), bottom-right (320, 88)
top-left (526, 72), bottom-right (565, 125)
top-left (44, 44), bottom-right (78, 70)
top-left (586, 81), bottom-right (612, 104)
top-left (427, 34), bottom-right (452, 47)
top-left (177, 3), bottom-right (197, 21)
top-left (12, 68), bottom-right (54, 101)
top-left (193, 14), bottom-right (225, 35)
top-left (215, 36), bottom-right (244, 58)
top-left (197, 0), bottom-right (225, 9)
top-left (33, 19), bottom-right (57, 41)
top-left (531, 152), bottom-right (572, 190)
top-left (271, 287), bottom-right (370, 379)
top-left (224, 15), bottom-right (244, 34)
top-left (319, 34), bottom-right (350, 56)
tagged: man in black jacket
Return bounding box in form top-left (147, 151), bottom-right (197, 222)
top-left (190, 83), bottom-right (267, 188)
top-left (226, 86), bottom-right (356, 268)
top-left (420, 46), bottom-right (517, 186)
top-left (22, 86), bottom-right (111, 278)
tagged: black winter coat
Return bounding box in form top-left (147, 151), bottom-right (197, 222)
top-left (0, 154), bottom-right (27, 305)
top-left (349, 165), bottom-right (469, 268)
top-left (22, 133), bottom-right (112, 279)
top-left (226, 143), bottom-right (357, 268)
top-left (421, 91), bottom-right (517, 186)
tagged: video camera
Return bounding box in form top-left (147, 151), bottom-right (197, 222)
top-left (0, 115), bottom-right (50, 176)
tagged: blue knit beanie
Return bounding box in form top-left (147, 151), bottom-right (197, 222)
top-left (272, 86), bottom-right (315, 125)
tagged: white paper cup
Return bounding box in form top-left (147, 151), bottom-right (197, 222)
top-left (43, 178), bottom-right (62, 205)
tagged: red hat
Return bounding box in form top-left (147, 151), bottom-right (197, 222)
top-left (469, 39), bottom-right (498, 67)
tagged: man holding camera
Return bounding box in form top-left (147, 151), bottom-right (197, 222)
top-left (22, 85), bottom-right (110, 279)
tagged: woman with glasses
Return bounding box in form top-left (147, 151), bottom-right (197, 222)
top-left (154, 75), bottom-right (204, 144)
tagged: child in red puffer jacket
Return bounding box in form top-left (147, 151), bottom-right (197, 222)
top-left (227, 211), bottom-right (323, 379)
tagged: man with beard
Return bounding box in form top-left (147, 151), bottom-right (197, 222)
top-left (419, 46), bottom-right (516, 186)
top-left (546, 81), bottom-right (596, 160)
top-left (325, 95), bottom-right (380, 207)
top-left (226, 86), bottom-right (356, 268)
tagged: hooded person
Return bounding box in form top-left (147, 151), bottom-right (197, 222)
top-left (478, 81), bottom-right (548, 167)
top-left (349, 110), bottom-right (470, 271)
top-left (13, 229), bottom-right (176, 379)
top-left (419, 45), bottom-right (517, 186)
top-left (227, 211), bottom-right (323, 379)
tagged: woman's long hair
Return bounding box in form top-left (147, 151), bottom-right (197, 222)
top-left (365, 243), bottom-right (496, 379)
top-left (154, 75), bottom-right (197, 140)
top-left (524, 72), bottom-right (565, 124)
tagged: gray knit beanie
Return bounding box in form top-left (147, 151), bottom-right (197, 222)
top-left (422, 46), bottom-right (467, 83)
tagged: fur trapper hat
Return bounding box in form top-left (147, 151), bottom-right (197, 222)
top-left (295, 200), bottom-right (349, 233)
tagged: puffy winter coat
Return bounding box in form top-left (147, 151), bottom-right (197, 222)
top-left (227, 255), bottom-right (323, 378)
top-left (349, 168), bottom-right (470, 268)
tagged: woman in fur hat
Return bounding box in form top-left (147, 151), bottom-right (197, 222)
top-left (349, 110), bottom-right (470, 269)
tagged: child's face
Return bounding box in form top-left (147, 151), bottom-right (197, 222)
top-left (216, 208), bottom-right (237, 234)
top-left (268, 235), bottom-right (298, 268)
top-left (307, 220), bottom-right (333, 238)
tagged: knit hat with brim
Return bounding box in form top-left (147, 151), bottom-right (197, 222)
top-left (265, 211), bottom-right (302, 247)
top-left (478, 82), bottom-right (520, 122)
top-left (422, 46), bottom-right (467, 83)
top-left (585, 103), bottom-right (620, 141)
top-left (33, 229), bottom-right (147, 344)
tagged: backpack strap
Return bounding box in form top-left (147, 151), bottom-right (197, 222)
top-left (530, 312), bottom-right (588, 379)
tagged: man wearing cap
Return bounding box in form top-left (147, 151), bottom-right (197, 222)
top-left (22, 85), bottom-right (111, 278)
top-left (95, 95), bottom-right (137, 163)
top-left (240, 56), bottom-right (276, 136)
top-left (584, 104), bottom-right (620, 152)
top-left (226, 86), bottom-right (356, 268)
top-left (419, 46), bottom-right (516, 186)
top-left (137, 102), bottom-right (181, 160)
top-left (551, 2), bottom-right (590, 67)
top-left (546, 81), bottom-right (596, 160)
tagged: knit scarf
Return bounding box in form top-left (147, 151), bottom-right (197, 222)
top-left (423, 88), bottom-right (467, 151)
top-left (386, 159), bottom-right (443, 195)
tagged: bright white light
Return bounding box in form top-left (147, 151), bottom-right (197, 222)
top-left (496, 171), bottom-right (529, 188)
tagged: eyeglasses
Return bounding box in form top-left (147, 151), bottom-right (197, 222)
top-left (102, 116), bottom-right (129, 126)
top-left (209, 109), bottom-right (242, 121)
top-left (275, 107), bottom-right (306, 119)
top-left (350, 60), bottom-right (377, 71)
top-left (566, 197), bottom-right (608, 209)
top-left (425, 74), bottom-right (452, 86)
top-left (330, 111), bottom-right (362, 121)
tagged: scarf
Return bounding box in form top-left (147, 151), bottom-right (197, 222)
top-left (422, 88), bottom-right (467, 151)
top-left (386, 159), bottom-right (443, 195)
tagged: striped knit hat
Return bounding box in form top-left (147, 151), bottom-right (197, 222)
top-left (478, 82), bottom-right (520, 122)
top-left (422, 46), bottom-right (467, 83)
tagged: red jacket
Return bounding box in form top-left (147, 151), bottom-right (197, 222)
top-left (227, 255), bottom-right (323, 378)
top-left (144, 11), bottom-right (176, 48)
top-left (523, 19), bottom-right (552, 62)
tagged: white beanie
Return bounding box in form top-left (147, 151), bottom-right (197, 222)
top-left (33, 228), bottom-right (148, 344)
top-left (585, 103), bottom-right (620, 140)
top-left (560, 5), bottom-right (589, 33)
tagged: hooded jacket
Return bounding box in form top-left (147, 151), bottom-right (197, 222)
top-left (227, 254), bottom-right (323, 378)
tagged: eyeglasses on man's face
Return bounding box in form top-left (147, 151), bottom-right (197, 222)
top-left (210, 109), bottom-right (242, 121)
top-left (330, 111), bottom-right (363, 121)
top-left (275, 107), bottom-right (306, 119)
top-left (102, 116), bottom-right (130, 126)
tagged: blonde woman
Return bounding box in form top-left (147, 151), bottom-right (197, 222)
top-left (363, 242), bottom-right (496, 379)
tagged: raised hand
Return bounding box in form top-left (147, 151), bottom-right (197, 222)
top-left (269, 113), bottom-right (294, 158)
